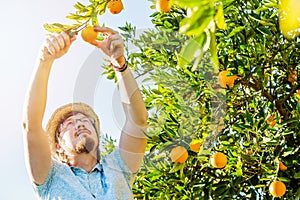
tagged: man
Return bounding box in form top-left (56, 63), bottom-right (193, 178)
top-left (22, 26), bottom-right (148, 199)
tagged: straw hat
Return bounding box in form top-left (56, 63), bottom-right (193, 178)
top-left (46, 102), bottom-right (100, 158)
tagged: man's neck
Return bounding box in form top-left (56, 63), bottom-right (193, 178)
top-left (68, 153), bottom-right (98, 172)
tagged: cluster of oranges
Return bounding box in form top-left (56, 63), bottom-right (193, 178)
top-left (169, 140), bottom-right (288, 197)
top-left (169, 140), bottom-right (228, 169)
top-left (80, 0), bottom-right (123, 44)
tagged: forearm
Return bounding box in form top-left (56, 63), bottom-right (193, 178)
top-left (115, 68), bottom-right (148, 127)
top-left (22, 59), bottom-right (53, 132)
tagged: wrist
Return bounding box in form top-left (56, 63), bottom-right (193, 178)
top-left (36, 58), bottom-right (54, 69)
top-left (111, 56), bottom-right (128, 72)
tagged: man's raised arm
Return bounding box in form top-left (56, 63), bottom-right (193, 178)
top-left (92, 26), bottom-right (148, 173)
top-left (22, 32), bottom-right (75, 185)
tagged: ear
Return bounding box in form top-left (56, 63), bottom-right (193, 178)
top-left (56, 143), bottom-right (64, 153)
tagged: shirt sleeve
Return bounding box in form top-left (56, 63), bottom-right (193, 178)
top-left (104, 147), bottom-right (136, 186)
top-left (32, 159), bottom-right (60, 198)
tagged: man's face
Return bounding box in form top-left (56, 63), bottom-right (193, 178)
top-left (57, 113), bottom-right (99, 156)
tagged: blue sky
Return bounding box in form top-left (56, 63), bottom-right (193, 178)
top-left (0, 0), bottom-right (153, 199)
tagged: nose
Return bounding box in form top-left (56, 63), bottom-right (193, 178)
top-left (75, 119), bottom-right (85, 129)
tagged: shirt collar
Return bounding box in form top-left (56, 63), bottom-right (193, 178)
top-left (70, 162), bottom-right (103, 174)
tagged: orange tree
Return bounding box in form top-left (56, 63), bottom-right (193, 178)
top-left (42, 0), bottom-right (300, 199)
top-left (108, 0), bottom-right (300, 199)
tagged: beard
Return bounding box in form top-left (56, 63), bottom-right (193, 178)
top-left (75, 136), bottom-right (96, 154)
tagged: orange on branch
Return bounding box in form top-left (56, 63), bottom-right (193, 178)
top-left (269, 181), bottom-right (286, 197)
top-left (266, 115), bottom-right (277, 127)
top-left (288, 70), bottom-right (297, 83)
top-left (218, 70), bottom-right (239, 89)
top-left (81, 26), bottom-right (98, 43)
top-left (189, 139), bottom-right (202, 152)
top-left (210, 152), bottom-right (227, 168)
top-left (170, 146), bottom-right (188, 164)
top-left (107, 0), bottom-right (124, 14)
top-left (279, 161), bottom-right (287, 171)
top-left (156, 0), bottom-right (172, 13)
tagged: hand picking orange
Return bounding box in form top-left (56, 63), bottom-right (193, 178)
top-left (81, 26), bottom-right (98, 43)
top-left (107, 0), bottom-right (124, 14)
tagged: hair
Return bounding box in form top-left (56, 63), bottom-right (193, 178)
top-left (54, 111), bottom-right (101, 164)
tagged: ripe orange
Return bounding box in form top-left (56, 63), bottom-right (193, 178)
top-left (170, 146), bottom-right (188, 164)
top-left (296, 90), bottom-right (300, 102)
top-left (210, 152), bottom-right (227, 168)
top-left (288, 70), bottom-right (297, 83)
top-left (269, 181), bottom-right (286, 197)
top-left (107, 0), bottom-right (124, 14)
top-left (248, 149), bottom-right (253, 155)
top-left (266, 115), bottom-right (277, 127)
top-left (189, 139), bottom-right (201, 152)
top-left (156, 0), bottom-right (172, 13)
top-left (81, 26), bottom-right (98, 43)
top-left (218, 70), bottom-right (239, 89)
top-left (279, 161), bottom-right (287, 171)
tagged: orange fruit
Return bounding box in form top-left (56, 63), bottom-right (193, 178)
top-left (156, 0), bottom-right (172, 13)
top-left (266, 115), bottom-right (277, 127)
top-left (288, 70), bottom-right (297, 83)
top-left (270, 120), bottom-right (277, 127)
top-left (81, 26), bottom-right (98, 43)
top-left (170, 146), bottom-right (188, 164)
top-left (269, 181), bottom-right (286, 197)
top-left (218, 70), bottom-right (239, 88)
top-left (296, 90), bottom-right (300, 102)
top-left (107, 0), bottom-right (124, 14)
top-left (248, 149), bottom-right (253, 155)
top-left (279, 161), bottom-right (287, 171)
top-left (189, 139), bottom-right (201, 152)
top-left (210, 152), bottom-right (227, 168)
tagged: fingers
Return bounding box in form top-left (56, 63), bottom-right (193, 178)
top-left (93, 26), bottom-right (117, 36)
top-left (44, 32), bottom-right (73, 55)
top-left (109, 38), bottom-right (124, 59)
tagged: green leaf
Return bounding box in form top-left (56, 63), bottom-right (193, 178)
top-left (173, 0), bottom-right (205, 7)
top-left (169, 163), bottom-right (184, 173)
top-left (257, 26), bottom-right (272, 36)
top-left (43, 23), bottom-right (70, 33)
top-left (178, 34), bottom-right (206, 67)
top-left (277, 177), bottom-right (291, 183)
top-left (294, 171), bottom-right (300, 179)
top-left (179, 13), bottom-right (213, 36)
top-left (215, 4), bottom-right (226, 30)
top-left (227, 26), bottom-right (245, 38)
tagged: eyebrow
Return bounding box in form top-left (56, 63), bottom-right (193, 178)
top-left (64, 117), bottom-right (90, 122)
